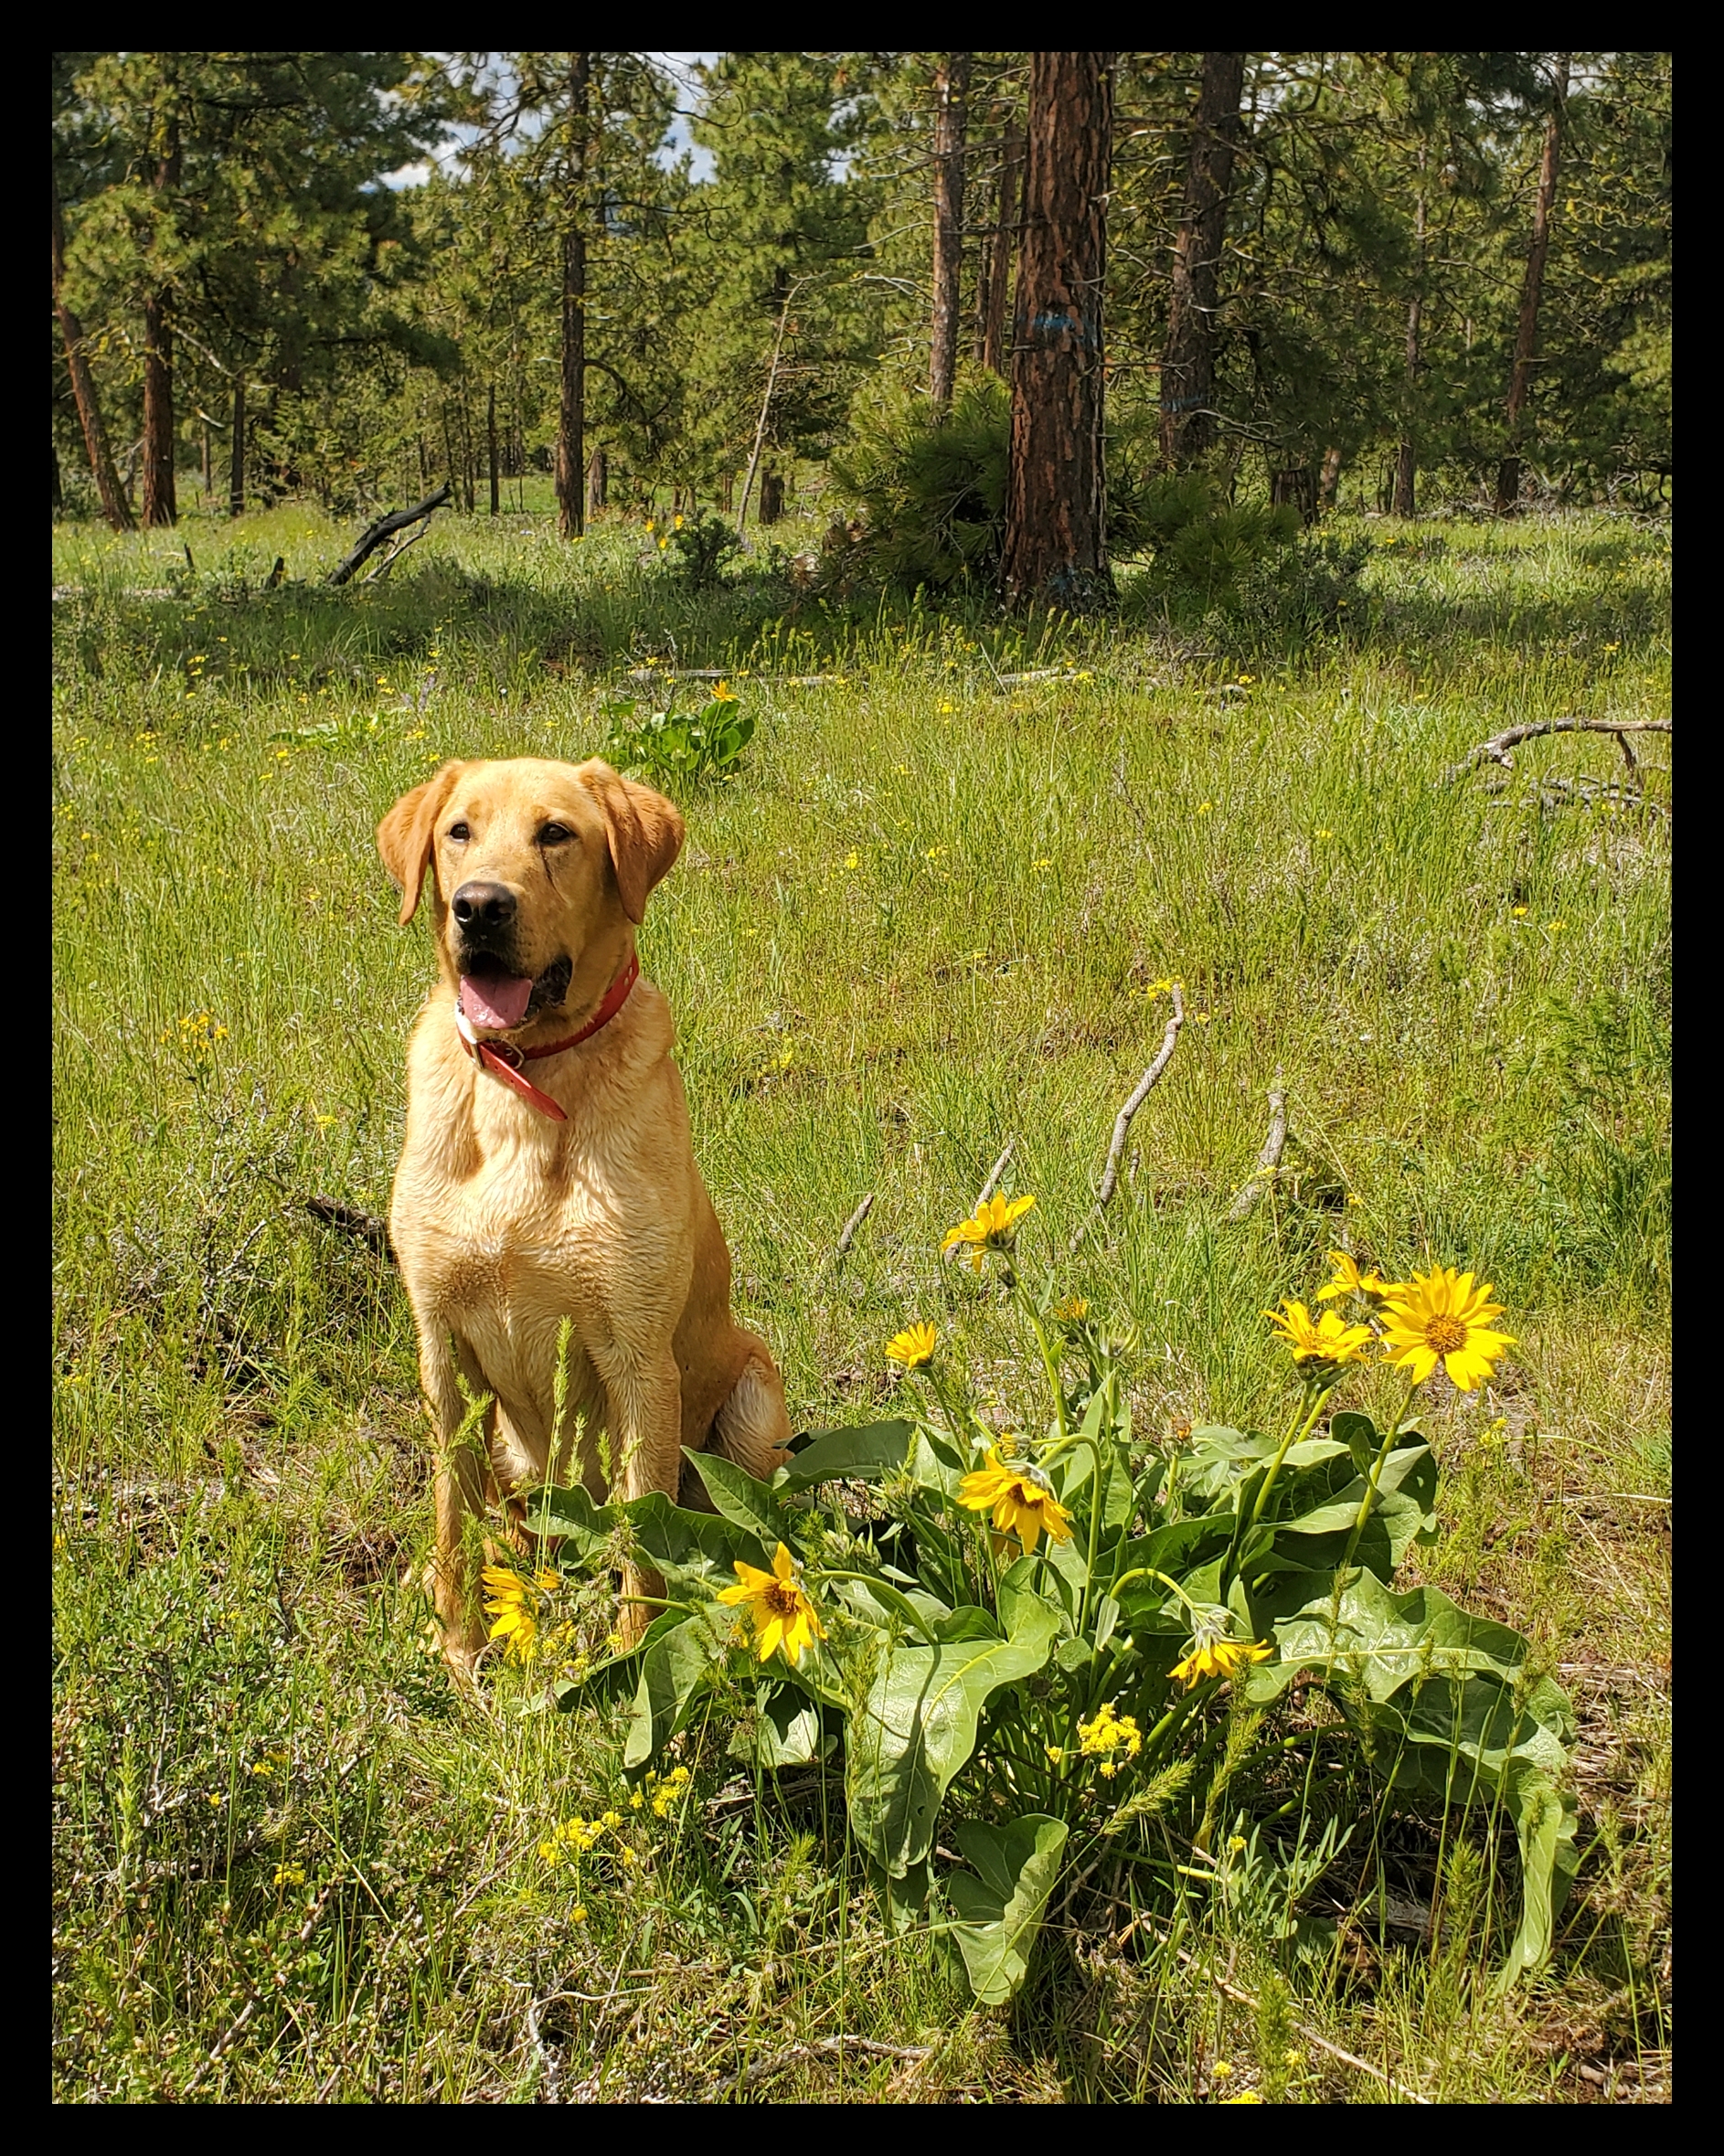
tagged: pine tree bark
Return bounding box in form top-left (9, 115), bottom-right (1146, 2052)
top-left (1160, 52), bottom-right (1244, 468)
top-left (1495, 58), bottom-right (1569, 515)
top-left (488, 382), bottom-right (500, 515)
top-left (929, 53), bottom-right (971, 409)
top-left (1001, 52), bottom-right (1114, 609)
top-left (52, 167), bottom-right (134, 532)
top-left (229, 375), bottom-right (247, 517)
top-left (141, 97), bottom-right (180, 526)
top-left (587, 445), bottom-right (607, 516)
top-left (978, 115), bottom-right (1022, 377)
top-left (1392, 156), bottom-right (1427, 520)
top-left (557, 52), bottom-right (592, 541)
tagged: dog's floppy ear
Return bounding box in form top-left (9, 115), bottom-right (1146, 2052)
top-left (377, 760), bottom-right (467, 926)
top-left (580, 760), bottom-right (686, 925)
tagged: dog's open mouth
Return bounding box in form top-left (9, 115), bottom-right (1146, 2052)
top-left (458, 953), bottom-right (573, 1032)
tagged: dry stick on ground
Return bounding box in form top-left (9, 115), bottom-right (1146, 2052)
top-left (735, 2034), bottom-right (934, 2094)
top-left (303, 1195), bottom-right (393, 1259)
top-left (1225, 1078), bottom-right (1289, 1223)
top-left (835, 1193), bottom-right (875, 1268)
top-left (942, 1137), bottom-right (1016, 1264)
top-left (1441, 716), bottom-right (1672, 787)
top-left (1071, 988), bottom-right (1185, 1253)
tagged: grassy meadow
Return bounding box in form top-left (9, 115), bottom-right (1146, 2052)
top-left (51, 497), bottom-right (1670, 2102)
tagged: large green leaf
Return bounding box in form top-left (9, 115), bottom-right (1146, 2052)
top-left (525, 1481), bottom-right (619, 1563)
top-left (622, 1490), bottom-right (765, 1583)
top-left (729, 1683), bottom-right (831, 1769)
top-left (623, 1603), bottom-right (733, 1767)
top-left (845, 1599), bottom-right (1059, 1878)
top-left (684, 1449), bottom-right (791, 1549)
top-left (1496, 1768), bottom-right (1580, 1988)
top-left (775, 1419), bottom-right (915, 1492)
top-left (946, 1814), bottom-right (1069, 2005)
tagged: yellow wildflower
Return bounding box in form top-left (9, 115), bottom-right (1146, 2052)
top-left (1076, 1701), bottom-right (1143, 1778)
top-left (942, 1191), bottom-right (1036, 1271)
top-left (1052, 1295), bottom-right (1090, 1324)
top-left (1169, 1635), bottom-right (1272, 1689)
top-left (1378, 1268), bottom-right (1516, 1392)
top-left (1314, 1250), bottom-right (1389, 1303)
top-left (958, 1446), bottom-right (1073, 1555)
top-left (1263, 1300), bottom-right (1375, 1366)
top-left (717, 1543), bottom-right (826, 1667)
top-left (885, 1322), bottom-right (937, 1369)
top-left (481, 1563), bottom-right (559, 1662)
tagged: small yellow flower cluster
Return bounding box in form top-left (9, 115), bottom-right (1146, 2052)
top-left (646, 1765), bottom-right (692, 1819)
top-left (272, 1863), bottom-right (307, 1888)
top-left (160, 1010), bottom-right (229, 1058)
top-left (538, 1808), bottom-right (629, 1867)
top-left (1076, 1701), bottom-right (1144, 1779)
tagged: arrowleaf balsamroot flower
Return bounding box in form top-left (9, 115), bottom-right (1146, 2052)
top-left (718, 1543), bottom-right (826, 1667)
top-left (481, 1564), bottom-right (559, 1662)
top-left (958, 1445), bottom-right (1073, 1553)
top-left (885, 1322), bottom-right (938, 1368)
top-left (941, 1192), bottom-right (1035, 1271)
top-left (1378, 1268), bottom-right (1516, 1391)
top-left (1314, 1250), bottom-right (1388, 1303)
top-left (1169, 1635), bottom-right (1272, 1689)
top-left (1264, 1300), bottom-right (1376, 1366)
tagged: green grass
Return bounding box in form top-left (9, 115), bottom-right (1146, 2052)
top-left (53, 500), bottom-right (1670, 2101)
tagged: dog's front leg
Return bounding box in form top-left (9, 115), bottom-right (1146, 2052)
top-left (596, 1342), bottom-right (685, 1646)
top-left (418, 1319), bottom-right (495, 1677)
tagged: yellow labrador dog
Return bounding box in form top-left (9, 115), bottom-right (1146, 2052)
top-left (378, 756), bottom-right (791, 1675)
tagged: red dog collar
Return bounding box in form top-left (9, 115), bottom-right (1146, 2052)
top-left (454, 953), bottom-right (640, 1121)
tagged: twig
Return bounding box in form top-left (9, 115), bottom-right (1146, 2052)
top-left (1071, 988), bottom-right (1185, 1253)
top-left (182, 1885), bottom-right (334, 2095)
top-left (942, 1138), bottom-right (1016, 1263)
top-left (835, 1193), bottom-right (874, 1268)
top-left (1225, 1079), bottom-right (1289, 1223)
top-left (303, 1195), bottom-right (393, 1259)
top-left (1441, 716), bottom-right (1671, 787)
top-left (734, 2034), bottom-right (933, 2093)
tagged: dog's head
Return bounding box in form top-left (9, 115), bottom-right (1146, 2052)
top-left (377, 757), bottom-right (684, 1035)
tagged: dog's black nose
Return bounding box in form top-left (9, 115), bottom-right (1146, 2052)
top-left (452, 881), bottom-right (517, 931)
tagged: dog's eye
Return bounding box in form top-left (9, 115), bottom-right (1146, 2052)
top-left (447, 822), bottom-right (470, 842)
top-left (537, 823), bottom-right (573, 845)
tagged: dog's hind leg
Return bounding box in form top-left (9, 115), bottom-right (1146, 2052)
top-left (712, 1333), bottom-right (793, 1482)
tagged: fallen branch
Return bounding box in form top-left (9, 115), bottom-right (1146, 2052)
top-left (362, 524), bottom-right (432, 585)
top-left (1225, 1079), bottom-right (1289, 1223)
top-left (327, 483), bottom-right (452, 586)
top-left (1071, 988), bottom-right (1185, 1253)
top-left (835, 1193), bottom-right (874, 1267)
top-left (1441, 716), bottom-right (1671, 787)
top-left (735, 2034), bottom-right (933, 2093)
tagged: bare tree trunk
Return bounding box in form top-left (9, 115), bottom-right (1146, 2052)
top-left (52, 167), bottom-right (133, 532)
top-left (487, 382), bottom-right (500, 515)
top-left (1002, 52), bottom-right (1114, 608)
top-left (1392, 150), bottom-right (1427, 519)
top-left (1160, 52), bottom-right (1244, 468)
top-left (141, 101), bottom-right (181, 527)
top-left (737, 281), bottom-right (796, 537)
top-left (557, 52), bottom-right (592, 540)
top-left (929, 53), bottom-right (971, 409)
top-left (587, 444), bottom-right (607, 516)
top-left (229, 375), bottom-right (246, 517)
top-left (1318, 444), bottom-right (1342, 512)
top-left (1495, 57), bottom-right (1569, 515)
top-left (759, 467), bottom-right (785, 525)
top-left (979, 115), bottom-right (1021, 377)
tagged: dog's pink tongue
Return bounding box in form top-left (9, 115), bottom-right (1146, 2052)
top-left (461, 972), bottom-right (534, 1030)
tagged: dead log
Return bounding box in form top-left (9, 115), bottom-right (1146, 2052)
top-left (327, 484), bottom-right (452, 586)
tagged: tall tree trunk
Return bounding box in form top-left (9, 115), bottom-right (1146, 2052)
top-left (1001, 52), bottom-right (1114, 608)
top-left (141, 100), bottom-right (181, 527)
top-left (51, 167), bottom-right (133, 532)
top-left (557, 52), bottom-right (592, 541)
top-left (979, 116), bottom-right (1022, 377)
top-left (229, 375), bottom-right (246, 516)
top-left (1318, 444), bottom-right (1342, 512)
top-left (1495, 57), bottom-right (1570, 515)
top-left (52, 440), bottom-right (63, 514)
top-left (929, 53), bottom-right (971, 409)
top-left (587, 445), bottom-right (607, 516)
top-left (1392, 153), bottom-right (1427, 519)
top-left (1160, 51), bottom-right (1244, 467)
top-left (488, 383), bottom-right (500, 515)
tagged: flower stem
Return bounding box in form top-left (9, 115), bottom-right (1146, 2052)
top-left (814, 1569), bottom-right (943, 1647)
top-left (1334, 1375), bottom-right (1423, 1587)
